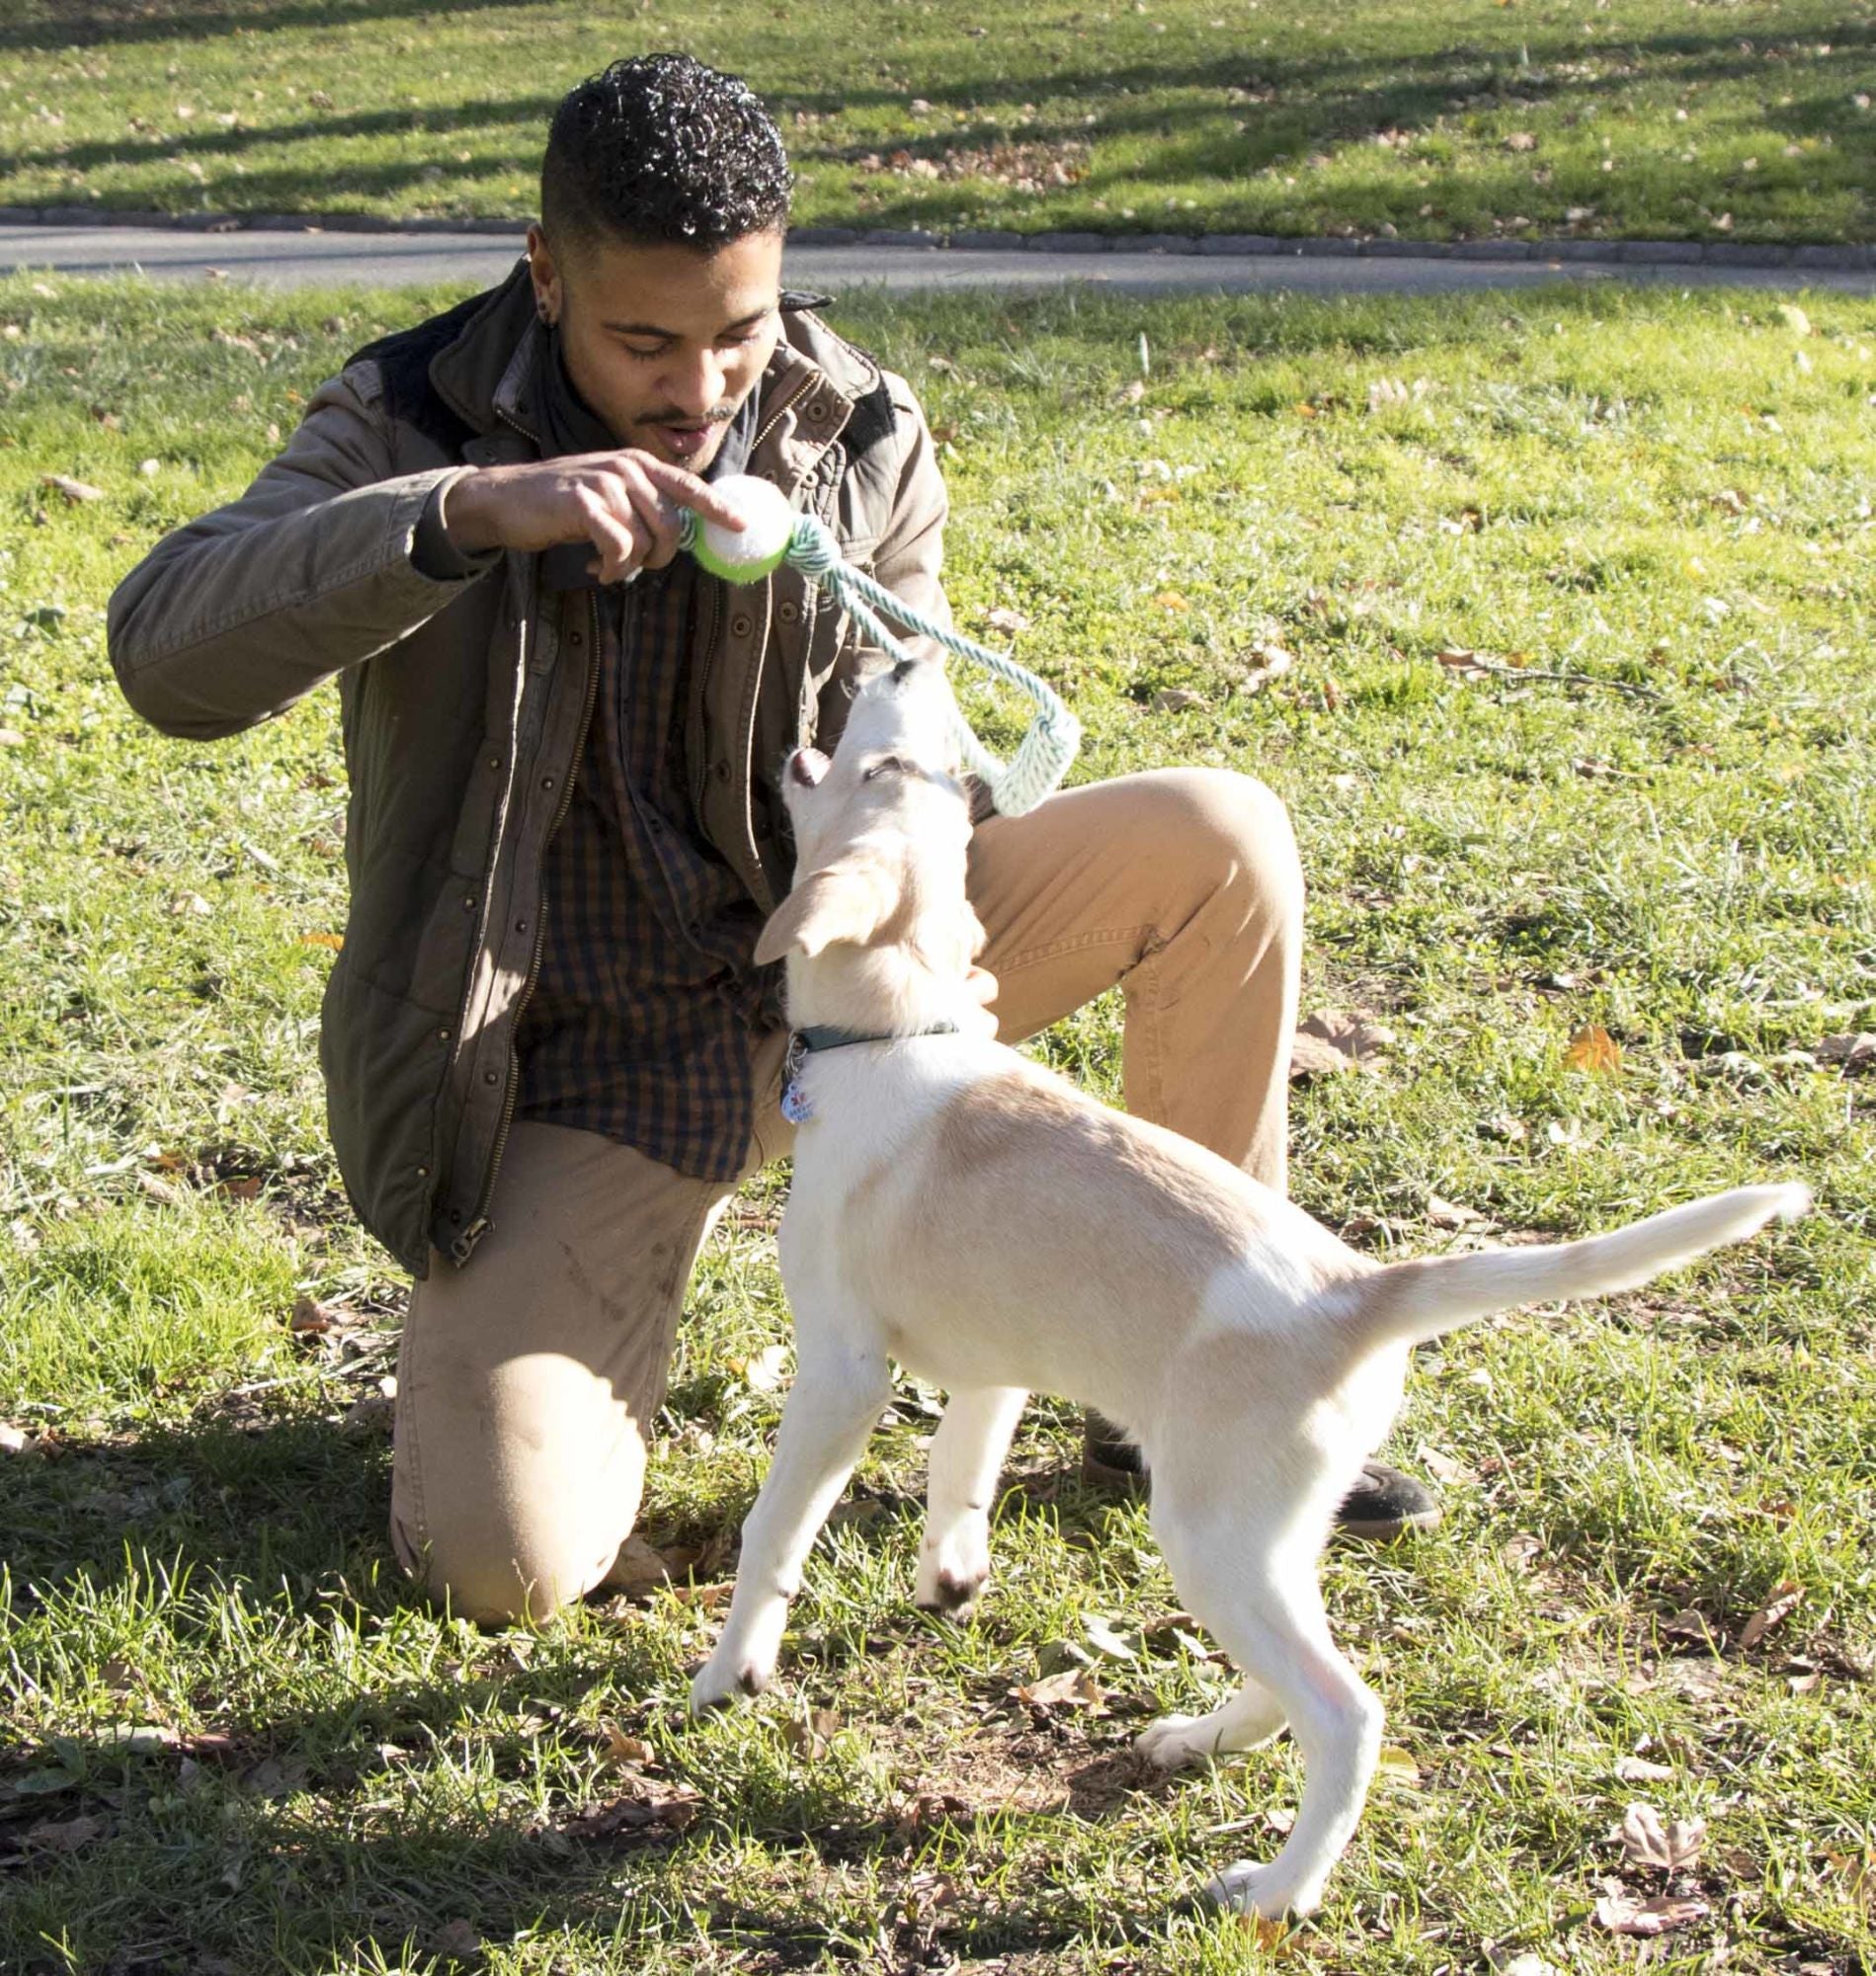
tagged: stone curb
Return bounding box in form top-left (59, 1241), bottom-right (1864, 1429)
top-left (0, 206), bottom-right (1867, 271)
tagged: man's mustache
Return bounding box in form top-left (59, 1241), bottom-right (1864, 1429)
top-left (637, 406), bottom-right (737, 428)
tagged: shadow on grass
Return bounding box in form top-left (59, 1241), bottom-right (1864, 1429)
top-left (1, 0), bottom-right (545, 54)
top-left (9, 27), bottom-right (1871, 237)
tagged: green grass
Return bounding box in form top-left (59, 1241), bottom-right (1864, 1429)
top-left (2, 0), bottom-right (1874, 245)
top-left (3, 272), bottom-right (1875, 1972)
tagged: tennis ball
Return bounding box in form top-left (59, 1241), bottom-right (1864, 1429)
top-left (692, 473), bottom-right (796, 584)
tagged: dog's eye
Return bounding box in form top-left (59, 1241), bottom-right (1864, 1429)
top-left (862, 756), bottom-right (909, 782)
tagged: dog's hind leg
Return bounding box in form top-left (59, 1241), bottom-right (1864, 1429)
top-left (690, 1338), bottom-right (893, 1714)
top-left (914, 1384), bottom-right (1027, 1617)
top-left (1146, 1493), bottom-right (1383, 1919)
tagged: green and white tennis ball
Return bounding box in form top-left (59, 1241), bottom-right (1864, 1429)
top-left (693, 473), bottom-right (795, 584)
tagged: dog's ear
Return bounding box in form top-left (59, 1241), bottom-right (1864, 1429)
top-left (754, 858), bottom-right (899, 963)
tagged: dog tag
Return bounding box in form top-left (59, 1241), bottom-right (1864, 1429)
top-left (780, 1079), bottom-right (814, 1125)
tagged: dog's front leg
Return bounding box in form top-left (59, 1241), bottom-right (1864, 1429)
top-left (914, 1384), bottom-right (1027, 1617)
top-left (690, 1340), bottom-right (892, 1713)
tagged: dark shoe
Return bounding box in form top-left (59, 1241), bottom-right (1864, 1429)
top-left (1081, 1410), bottom-right (1146, 1491)
top-left (1334, 1460), bottom-right (1441, 1541)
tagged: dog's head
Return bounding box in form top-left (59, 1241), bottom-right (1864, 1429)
top-left (755, 658), bottom-right (991, 1033)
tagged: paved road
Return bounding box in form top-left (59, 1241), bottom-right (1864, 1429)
top-left (5, 222), bottom-right (1874, 296)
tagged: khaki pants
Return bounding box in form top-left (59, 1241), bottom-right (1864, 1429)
top-left (390, 769), bottom-right (1303, 1621)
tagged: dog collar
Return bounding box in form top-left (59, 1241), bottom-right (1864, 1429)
top-left (781, 1022), bottom-right (962, 1124)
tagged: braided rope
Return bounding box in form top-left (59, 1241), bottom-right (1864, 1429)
top-left (679, 509), bottom-right (1080, 816)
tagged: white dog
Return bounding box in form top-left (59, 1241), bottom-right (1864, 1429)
top-left (690, 657), bottom-right (1809, 1922)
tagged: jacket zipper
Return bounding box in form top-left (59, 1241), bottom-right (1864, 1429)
top-left (450, 589), bottom-right (598, 1262)
top-left (449, 399), bottom-right (590, 1262)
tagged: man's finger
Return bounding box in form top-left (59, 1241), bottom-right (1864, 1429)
top-left (633, 455), bottom-right (752, 532)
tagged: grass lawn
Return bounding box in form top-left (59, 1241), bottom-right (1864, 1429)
top-left (2, 0), bottom-right (1874, 246)
top-left (3, 271), bottom-right (1875, 1973)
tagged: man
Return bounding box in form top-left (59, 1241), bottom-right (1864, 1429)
top-left (108, 54), bottom-right (1435, 1624)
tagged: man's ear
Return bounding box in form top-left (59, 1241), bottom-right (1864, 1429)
top-left (754, 859), bottom-right (899, 964)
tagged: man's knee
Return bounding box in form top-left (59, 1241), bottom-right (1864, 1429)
top-left (396, 1502), bottom-right (636, 1626)
top-left (1132, 767), bottom-right (1303, 926)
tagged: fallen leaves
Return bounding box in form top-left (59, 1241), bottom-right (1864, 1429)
top-left (1563, 1024), bottom-right (1623, 1076)
top-left (1620, 1801), bottom-right (1706, 1874)
top-left (1736, 1579), bottom-right (1804, 1652)
top-left (22, 1813), bottom-right (108, 1853)
top-left (1288, 1010), bottom-right (1397, 1080)
top-left (1011, 1667), bottom-right (1106, 1713)
top-left (1593, 1888), bottom-right (1711, 1936)
top-left (41, 473), bottom-right (104, 504)
top-left (1815, 1031), bottom-right (1875, 1074)
top-left (1237, 641), bottom-right (1294, 693)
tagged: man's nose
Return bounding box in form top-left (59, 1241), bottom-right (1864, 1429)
top-left (668, 349), bottom-right (727, 418)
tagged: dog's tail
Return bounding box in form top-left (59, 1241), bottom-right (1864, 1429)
top-left (1335, 1183), bottom-right (1810, 1353)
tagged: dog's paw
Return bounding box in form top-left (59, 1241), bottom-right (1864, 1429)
top-left (914, 1524), bottom-right (990, 1616)
top-left (1135, 1712), bottom-right (1222, 1771)
top-left (1204, 1857), bottom-right (1320, 1921)
top-left (689, 1651), bottom-right (769, 1716)
top-left (913, 1558), bottom-right (987, 1617)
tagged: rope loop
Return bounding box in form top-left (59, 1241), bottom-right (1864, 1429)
top-left (677, 499), bottom-right (1080, 815)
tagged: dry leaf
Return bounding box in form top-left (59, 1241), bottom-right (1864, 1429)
top-left (1504, 130), bottom-right (1539, 151)
top-left (1414, 1441), bottom-right (1468, 1485)
top-left (1426, 1194), bottom-right (1493, 1231)
top-left (1736, 1579), bottom-right (1803, 1651)
top-left (24, 1814), bottom-right (107, 1852)
top-left (739, 1343), bottom-right (789, 1391)
top-left (1621, 1801), bottom-right (1707, 1873)
top-left (41, 473), bottom-right (104, 503)
top-left (1776, 302), bottom-right (1813, 337)
top-left (1661, 1607), bottom-right (1720, 1649)
top-left (781, 1707), bottom-right (842, 1758)
top-left (1153, 590), bottom-right (1192, 613)
top-left (1822, 1849), bottom-right (1876, 1913)
top-left (1593, 1889), bottom-right (1710, 1936)
top-left (599, 1721), bottom-right (653, 1769)
top-left (1082, 1614), bottom-right (1138, 1661)
top-left (1815, 1032), bottom-right (1875, 1073)
top-left (983, 605), bottom-right (1030, 634)
top-left (430, 1919), bottom-right (482, 1959)
top-left (1289, 1010), bottom-right (1397, 1080)
top-left (1564, 1024), bottom-right (1623, 1075)
top-left (0, 1423), bottom-right (32, 1454)
top-left (1239, 642), bottom-right (1294, 692)
top-left (289, 1294), bottom-right (335, 1335)
top-left (298, 930), bottom-right (344, 951)
top-left (1437, 646), bottom-right (1486, 671)
top-left (1615, 1754), bottom-right (1675, 1783)
top-left (1013, 1667), bottom-right (1105, 1711)
top-left (1375, 1745), bottom-right (1421, 1785)
top-left (605, 1531), bottom-right (683, 1598)
top-left (1152, 688), bottom-right (1206, 712)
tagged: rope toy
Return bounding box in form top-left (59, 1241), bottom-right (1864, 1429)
top-left (680, 474), bottom-right (1080, 817)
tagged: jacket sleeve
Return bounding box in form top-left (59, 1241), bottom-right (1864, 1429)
top-left (107, 365), bottom-right (493, 741)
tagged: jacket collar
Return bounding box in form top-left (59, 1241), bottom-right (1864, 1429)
top-left (425, 253), bottom-right (881, 459)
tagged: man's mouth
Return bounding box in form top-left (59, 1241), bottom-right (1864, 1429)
top-left (649, 420), bottom-right (723, 460)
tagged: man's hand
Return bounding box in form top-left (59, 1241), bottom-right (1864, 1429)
top-left (444, 451), bottom-right (750, 584)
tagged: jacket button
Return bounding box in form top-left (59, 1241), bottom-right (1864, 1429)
top-left (806, 399), bottom-right (828, 421)
top-left (731, 614), bottom-right (753, 637)
top-left (462, 894), bottom-right (475, 910)
top-left (713, 760), bottom-right (731, 782)
top-left (778, 600), bottom-right (798, 623)
top-left (415, 1164), bottom-right (429, 1179)
top-left (488, 756), bottom-right (501, 772)
top-left (438, 1027), bottom-right (451, 1041)
top-left (483, 1069), bottom-right (500, 1086)
top-left (514, 919), bottom-right (528, 935)
top-left (569, 630), bottom-right (583, 648)
top-left (540, 775), bottom-right (555, 791)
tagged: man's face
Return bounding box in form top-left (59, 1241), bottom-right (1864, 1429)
top-left (526, 223), bottom-right (784, 470)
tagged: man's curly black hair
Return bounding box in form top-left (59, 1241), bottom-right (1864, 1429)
top-left (540, 52), bottom-right (792, 257)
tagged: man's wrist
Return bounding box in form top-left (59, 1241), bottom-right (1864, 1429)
top-left (439, 468), bottom-right (501, 556)
top-left (412, 470), bottom-right (499, 580)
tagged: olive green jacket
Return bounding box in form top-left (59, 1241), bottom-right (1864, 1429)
top-left (107, 260), bottom-right (952, 1275)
